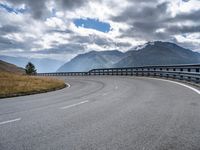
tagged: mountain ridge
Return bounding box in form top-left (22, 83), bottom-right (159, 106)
top-left (57, 50), bottom-right (124, 72)
top-left (57, 41), bottom-right (200, 72)
top-left (115, 41), bottom-right (200, 67)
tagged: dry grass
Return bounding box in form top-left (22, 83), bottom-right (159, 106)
top-left (0, 72), bottom-right (66, 98)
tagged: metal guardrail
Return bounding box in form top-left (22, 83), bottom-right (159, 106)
top-left (37, 64), bottom-right (200, 83)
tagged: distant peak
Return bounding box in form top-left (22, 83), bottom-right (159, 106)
top-left (133, 41), bottom-right (180, 51)
top-left (147, 41), bottom-right (156, 45)
top-left (134, 41), bottom-right (159, 51)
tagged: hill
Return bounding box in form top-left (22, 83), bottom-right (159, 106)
top-left (57, 41), bottom-right (200, 72)
top-left (115, 41), bottom-right (200, 67)
top-left (0, 60), bottom-right (25, 74)
top-left (57, 50), bottom-right (124, 72)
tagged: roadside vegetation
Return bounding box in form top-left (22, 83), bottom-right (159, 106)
top-left (0, 72), bottom-right (66, 98)
top-left (25, 62), bottom-right (37, 75)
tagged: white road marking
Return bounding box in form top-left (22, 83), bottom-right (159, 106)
top-left (149, 78), bottom-right (200, 95)
top-left (66, 83), bottom-right (71, 88)
top-left (60, 100), bottom-right (89, 110)
top-left (0, 118), bottom-right (21, 126)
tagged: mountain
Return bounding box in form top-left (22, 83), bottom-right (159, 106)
top-left (57, 41), bottom-right (200, 72)
top-left (0, 56), bottom-right (64, 73)
top-left (0, 60), bottom-right (24, 74)
top-left (115, 41), bottom-right (200, 67)
top-left (57, 50), bottom-right (124, 72)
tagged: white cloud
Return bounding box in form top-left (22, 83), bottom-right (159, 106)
top-left (45, 17), bottom-right (67, 30)
top-left (166, 0), bottom-right (200, 17)
top-left (0, 0), bottom-right (200, 61)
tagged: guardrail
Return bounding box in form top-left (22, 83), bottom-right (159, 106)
top-left (37, 64), bottom-right (200, 83)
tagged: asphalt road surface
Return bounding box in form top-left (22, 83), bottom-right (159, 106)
top-left (0, 76), bottom-right (200, 150)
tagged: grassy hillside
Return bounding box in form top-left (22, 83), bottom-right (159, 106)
top-left (0, 60), bottom-right (25, 74)
top-left (0, 72), bottom-right (66, 98)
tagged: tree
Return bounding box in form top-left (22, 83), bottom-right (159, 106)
top-left (25, 62), bottom-right (37, 75)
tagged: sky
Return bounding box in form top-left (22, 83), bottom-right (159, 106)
top-left (0, 0), bottom-right (200, 62)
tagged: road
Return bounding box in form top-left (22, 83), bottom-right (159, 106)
top-left (0, 76), bottom-right (200, 150)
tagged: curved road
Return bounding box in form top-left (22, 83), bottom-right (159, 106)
top-left (0, 76), bottom-right (200, 150)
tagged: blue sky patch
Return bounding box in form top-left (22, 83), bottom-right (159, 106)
top-left (74, 18), bottom-right (111, 33)
top-left (0, 3), bottom-right (26, 14)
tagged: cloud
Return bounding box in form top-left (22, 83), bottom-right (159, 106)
top-left (3, 0), bottom-right (88, 19)
top-left (166, 9), bottom-right (200, 23)
top-left (0, 24), bottom-right (21, 35)
top-left (35, 43), bottom-right (85, 54)
top-left (0, 0), bottom-right (200, 62)
top-left (1, 0), bottom-right (48, 19)
top-left (0, 3), bottom-right (26, 14)
top-left (57, 0), bottom-right (88, 10)
top-left (110, 0), bottom-right (200, 49)
top-left (0, 36), bottom-right (28, 50)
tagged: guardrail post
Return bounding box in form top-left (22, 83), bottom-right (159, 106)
top-left (148, 69), bottom-right (150, 76)
top-left (130, 68), bottom-right (132, 76)
top-left (136, 69), bottom-right (138, 76)
top-left (141, 68), bottom-right (143, 76)
top-left (196, 78), bottom-right (199, 83)
top-left (160, 68), bottom-right (163, 77)
top-left (125, 68), bottom-right (128, 76)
